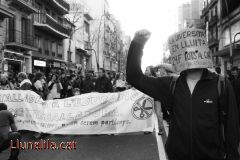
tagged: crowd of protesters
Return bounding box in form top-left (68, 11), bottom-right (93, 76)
top-left (0, 68), bottom-right (129, 100)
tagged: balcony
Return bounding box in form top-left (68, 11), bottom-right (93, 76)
top-left (42, 0), bottom-right (69, 15)
top-left (9, 0), bottom-right (38, 14)
top-left (0, 1), bottom-right (14, 19)
top-left (5, 30), bottom-right (37, 51)
top-left (209, 0), bottom-right (218, 9)
top-left (209, 15), bottom-right (218, 27)
top-left (34, 13), bottom-right (70, 39)
top-left (208, 38), bottom-right (219, 47)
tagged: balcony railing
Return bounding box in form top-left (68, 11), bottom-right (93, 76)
top-left (201, 0), bottom-right (218, 16)
top-left (55, 0), bottom-right (70, 11)
top-left (34, 13), bottom-right (70, 38)
top-left (209, 15), bottom-right (218, 27)
top-left (208, 38), bottom-right (219, 47)
top-left (9, 0), bottom-right (38, 13)
top-left (5, 29), bottom-right (36, 49)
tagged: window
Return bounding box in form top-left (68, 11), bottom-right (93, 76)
top-left (44, 39), bottom-right (49, 55)
top-left (35, 35), bottom-right (42, 53)
top-left (52, 41), bottom-right (56, 56)
top-left (84, 21), bottom-right (90, 34)
top-left (68, 51), bottom-right (72, 62)
top-left (57, 43), bottom-right (63, 58)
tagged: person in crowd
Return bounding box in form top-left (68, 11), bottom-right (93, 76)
top-left (17, 72), bottom-right (32, 90)
top-left (66, 75), bottom-right (76, 97)
top-left (126, 29), bottom-right (239, 160)
top-left (95, 68), bottom-right (113, 93)
top-left (28, 73), bottom-right (35, 84)
top-left (73, 75), bottom-right (82, 92)
top-left (33, 72), bottom-right (44, 97)
top-left (0, 103), bottom-right (20, 160)
top-left (40, 76), bottom-right (49, 100)
top-left (229, 67), bottom-right (240, 121)
top-left (47, 74), bottom-right (63, 100)
top-left (144, 65), bottom-right (155, 77)
top-left (82, 74), bottom-right (94, 94)
top-left (8, 74), bottom-right (18, 89)
top-left (73, 88), bottom-right (81, 96)
top-left (215, 66), bottom-right (221, 75)
top-left (114, 72), bottom-right (127, 92)
top-left (59, 73), bottom-right (68, 98)
top-left (0, 74), bottom-right (14, 90)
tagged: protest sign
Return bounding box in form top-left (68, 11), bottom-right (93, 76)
top-left (168, 28), bottom-right (213, 72)
top-left (1, 89), bottom-right (154, 135)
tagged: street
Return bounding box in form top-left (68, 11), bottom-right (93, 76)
top-left (0, 132), bottom-right (161, 160)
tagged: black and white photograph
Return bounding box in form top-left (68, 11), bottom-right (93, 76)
top-left (0, 0), bottom-right (240, 160)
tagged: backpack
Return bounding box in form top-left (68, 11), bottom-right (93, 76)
top-left (168, 74), bottom-right (228, 142)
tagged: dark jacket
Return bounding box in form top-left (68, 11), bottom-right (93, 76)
top-left (19, 79), bottom-right (32, 90)
top-left (126, 40), bottom-right (239, 160)
top-left (230, 78), bottom-right (240, 124)
top-left (95, 76), bottom-right (113, 93)
top-left (83, 79), bottom-right (94, 93)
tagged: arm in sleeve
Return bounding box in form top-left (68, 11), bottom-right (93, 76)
top-left (126, 39), bottom-right (172, 101)
top-left (225, 80), bottom-right (240, 160)
top-left (9, 112), bottom-right (17, 132)
top-left (107, 80), bottom-right (113, 92)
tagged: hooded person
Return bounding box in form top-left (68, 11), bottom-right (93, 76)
top-left (126, 28), bottom-right (239, 160)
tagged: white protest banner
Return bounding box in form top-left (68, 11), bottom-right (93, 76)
top-left (1, 89), bottom-right (154, 135)
top-left (168, 28), bottom-right (213, 72)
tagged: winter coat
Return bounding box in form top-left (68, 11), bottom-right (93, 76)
top-left (95, 76), bottom-right (113, 93)
top-left (126, 40), bottom-right (240, 160)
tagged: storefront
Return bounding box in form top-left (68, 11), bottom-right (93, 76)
top-left (32, 58), bottom-right (47, 73)
top-left (0, 49), bottom-right (25, 75)
top-left (213, 45), bottom-right (240, 72)
top-left (47, 59), bottom-right (67, 75)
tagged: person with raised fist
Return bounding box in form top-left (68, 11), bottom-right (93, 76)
top-left (126, 29), bottom-right (239, 160)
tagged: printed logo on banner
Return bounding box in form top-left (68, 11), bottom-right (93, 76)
top-left (131, 97), bottom-right (154, 120)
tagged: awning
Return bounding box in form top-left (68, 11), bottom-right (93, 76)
top-left (2, 49), bottom-right (24, 61)
top-left (213, 45), bottom-right (240, 57)
top-left (76, 48), bottom-right (91, 57)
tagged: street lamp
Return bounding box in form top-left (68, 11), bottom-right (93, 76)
top-left (85, 48), bottom-right (99, 71)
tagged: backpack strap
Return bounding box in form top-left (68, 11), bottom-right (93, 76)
top-left (169, 76), bottom-right (179, 96)
top-left (218, 75), bottom-right (227, 119)
top-left (167, 76), bottom-right (179, 114)
top-left (217, 75), bottom-right (228, 146)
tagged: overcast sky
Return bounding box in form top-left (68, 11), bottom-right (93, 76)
top-left (108, 0), bottom-right (190, 70)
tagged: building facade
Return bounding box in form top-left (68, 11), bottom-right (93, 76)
top-left (178, 3), bottom-right (192, 31)
top-left (32, 0), bottom-right (70, 75)
top-left (179, 0), bottom-right (205, 30)
top-left (0, 0), bottom-right (38, 75)
top-left (66, 1), bottom-right (93, 75)
top-left (201, 0), bottom-right (240, 73)
top-left (201, 0), bottom-right (219, 66)
top-left (77, 0), bottom-right (126, 74)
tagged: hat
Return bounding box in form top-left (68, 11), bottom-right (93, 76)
top-left (168, 28), bottom-right (213, 73)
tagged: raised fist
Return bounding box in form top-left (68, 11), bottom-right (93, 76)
top-left (134, 29), bottom-right (151, 45)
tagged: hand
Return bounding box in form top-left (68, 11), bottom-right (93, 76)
top-left (134, 29), bottom-right (151, 45)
